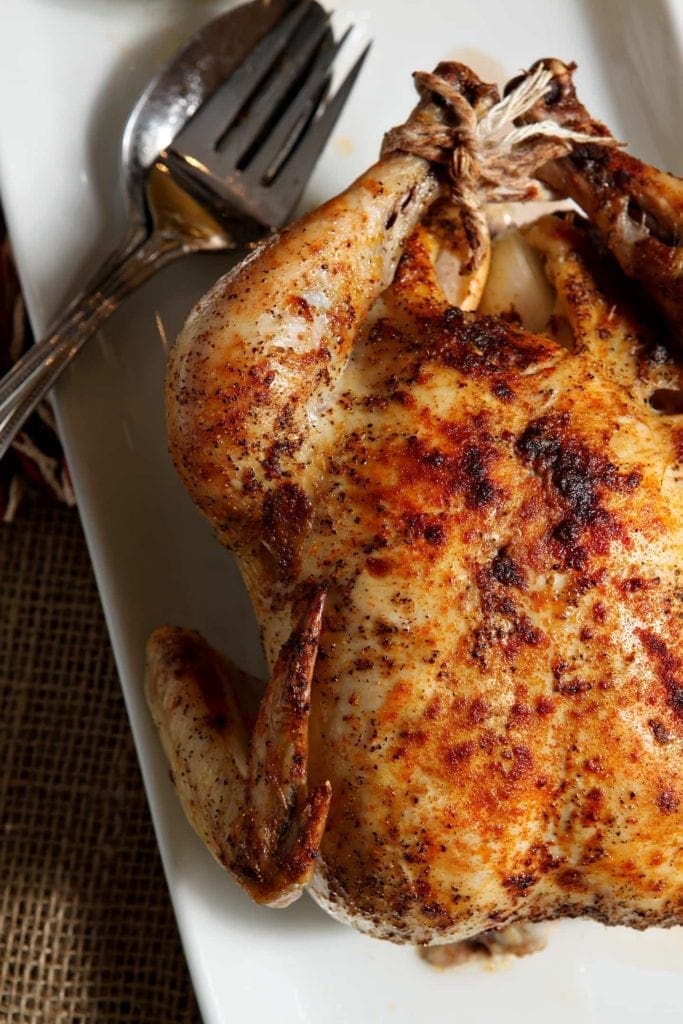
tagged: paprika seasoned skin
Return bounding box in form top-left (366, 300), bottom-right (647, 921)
top-left (146, 60), bottom-right (683, 946)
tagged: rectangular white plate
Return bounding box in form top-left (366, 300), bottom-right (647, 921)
top-left (1, 2), bottom-right (682, 1021)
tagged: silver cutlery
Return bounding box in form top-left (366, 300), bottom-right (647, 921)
top-left (0, 0), bottom-right (367, 460)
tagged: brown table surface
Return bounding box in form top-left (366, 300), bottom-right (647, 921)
top-left (0, 488), bottom-right (201, 1023)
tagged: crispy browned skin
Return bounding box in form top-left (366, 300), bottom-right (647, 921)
top-left (515, 58), bottom-right (683, 339)
top-left (147, 62), bottom-right (683, 944)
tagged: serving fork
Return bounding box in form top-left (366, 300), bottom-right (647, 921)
top-left (0, 0), bottom-right (368, 460)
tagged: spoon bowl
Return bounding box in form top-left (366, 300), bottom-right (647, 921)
top-left (0, 0), bottom-right (365, 459)
top-left (120, 0), bottom-right (289, 245)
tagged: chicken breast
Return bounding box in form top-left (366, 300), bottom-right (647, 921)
top-left (146, 59), bottom-right (683, 945)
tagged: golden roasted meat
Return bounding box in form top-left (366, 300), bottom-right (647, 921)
top-left (518, 58), bottom-right (683, 340)
top-left (146, 60), bottom-right (683, 945)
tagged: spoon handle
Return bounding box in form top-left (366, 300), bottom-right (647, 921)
top-left (0, 230), bottom-right (186, 462)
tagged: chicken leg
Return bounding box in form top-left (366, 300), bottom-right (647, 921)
top-left (513, 58), bottom-right (683, 338)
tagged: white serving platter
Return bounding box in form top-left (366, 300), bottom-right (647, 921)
top-left (1, 1), bottom-right (682, 1021)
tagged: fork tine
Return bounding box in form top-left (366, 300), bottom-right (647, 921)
top-left (161, 18), bottom-right (370, 230)
top-left (270, 42), bottom-right (371, 220)
top-left (215, 6), bottom-right (332, 169)
top-left (171, 0), bottom-right (314, 159)
top-left (248, 26), bottom-right (353, 183)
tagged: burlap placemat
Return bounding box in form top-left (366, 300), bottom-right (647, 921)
top-left (0, 490), bottom-right (202, 1023)
top-left (0, 207), bottom-right (202, 1022)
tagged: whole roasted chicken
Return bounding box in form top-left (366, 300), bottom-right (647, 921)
top-left (146, 59), bottom-right (683, 946)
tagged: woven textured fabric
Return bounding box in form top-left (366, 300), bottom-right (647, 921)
top-left (0, 212), bottom-right (74, 522)
top-left (0, 492), bottom-right (201, 1023)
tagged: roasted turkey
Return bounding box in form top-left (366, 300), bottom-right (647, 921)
top-left (146, 59), bottom-right (683, 946)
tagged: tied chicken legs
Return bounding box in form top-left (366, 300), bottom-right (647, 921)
top-left (146, 59), bottom-right (683, 945)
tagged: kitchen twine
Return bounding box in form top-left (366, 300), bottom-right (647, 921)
top-left (382, 62), bottom-right (619, 210)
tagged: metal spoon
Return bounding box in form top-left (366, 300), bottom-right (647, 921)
top-left (0, 0), bottom-right (291, 454)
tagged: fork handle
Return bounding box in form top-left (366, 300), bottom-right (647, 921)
top-left (0, 229), bottom-right (185, 462)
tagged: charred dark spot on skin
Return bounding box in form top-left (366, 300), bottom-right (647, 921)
top-left (580, 787), bottom-right (604, 826)
top-left (417, 306), bottom-right (553, 378)
top-left (648, 719), bottom-right (672, 745)
top-left (503, 873), bottom-right (536, 894)
top-left (584, 757), bottom-right (605, 775)
top-left (404, 513), bottom-right (448, 546)
top-left (517, 414), bottom-right (640, 512)
top-left (508, 702), bottom-right (533, 727)
top-left (401, 433), bottom-right (498, 511)
top-left (419, 900), bottom-right (452, 923)
top-left (638, 630), bottom-right (683, 722)
top-left (247, 362), bottom-right (276, 392)
top-left (460, 446), bottom-right (496, 508)
top-left (442, 740), bottom-right (476, 774)
top-left (492, 380), bottom-right (516, 402)
top-left (500, 745), bottom-right (534, 782)
top-left (363, 533), bottom-right (390, 555)
top-left (240, 467), bottom-right (263, 499)
top-left (262, 434), bottom-right (303, 480)
top-left (490, 548), bottom-right (525, 588)
top-left (592, 602), bottom-right (608, 624)
top-left (473, 552), bottom-right (543, 666)
top-left (467, 697), bottom-right (490, 725)
top-left (261, 482), bottom-right (313, 581)
top-left (619, 576), bottom-right (660, 595)
top-left (516, 414), bottom-right (640, 567)
top-left (470, 614), bottom-right (544, 668)
top-left (536, 697), bottom-right (555, 717)
top-left (657, 789), bottom-right (680, 815)
top-left (552, 661), bottom-right (592, 696)
top-left (363, 376), bottom-right (419, 412)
